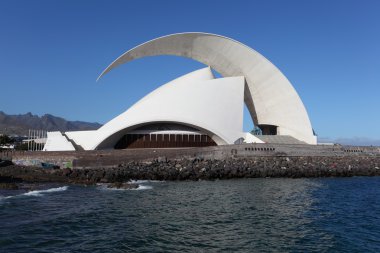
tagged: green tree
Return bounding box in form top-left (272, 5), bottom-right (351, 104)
top-left (0, 135), bottom-right (13, 145)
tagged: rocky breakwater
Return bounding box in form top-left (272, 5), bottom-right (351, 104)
top-left (1, 156), bottom-right (379, 187)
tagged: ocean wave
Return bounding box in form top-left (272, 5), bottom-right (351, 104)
top-left (0, 195), bottom-right (12, 201)
top-left (23, 186), bottom-right (68, 197)
top-left (135, 184), bottom-right (153, 190)
top-left (0, 186), bottom-right (68, 201)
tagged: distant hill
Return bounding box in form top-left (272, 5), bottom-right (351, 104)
top-left (0, 111), bottom-right (102, 136)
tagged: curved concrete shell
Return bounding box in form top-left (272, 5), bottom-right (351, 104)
top-left (65, 67), bottom-right (250, 150)
top-left (98, 33), bottom-right (316, 144)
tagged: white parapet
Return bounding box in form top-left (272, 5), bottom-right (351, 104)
top-left (243, 133), bottom-right (265, 144)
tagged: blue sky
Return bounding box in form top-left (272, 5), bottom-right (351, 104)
top-left (1, 0), bottom-right (379, 144)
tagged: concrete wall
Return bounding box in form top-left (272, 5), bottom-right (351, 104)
top-left (10, 144), bottom-right (380, 170)
top-left (12, 151), bottom-right (76, 169)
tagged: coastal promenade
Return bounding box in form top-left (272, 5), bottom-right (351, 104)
top-left (6, 143), bottom-right (380, 169)
top-left (0, 144), bottom-right (379, 184)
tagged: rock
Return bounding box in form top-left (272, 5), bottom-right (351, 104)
top-left (0, 182), bottom-right (18, 190)
top-left (0, 160), bottom-right (13, 167)
top-left (107, 182), bottom-right (139, 189)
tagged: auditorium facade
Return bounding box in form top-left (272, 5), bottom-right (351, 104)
top-left (44, 33), bottom-right (316, 151)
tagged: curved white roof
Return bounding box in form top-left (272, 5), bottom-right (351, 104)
top-left (67, 67), bottom-right (246, 150)
top-left (98, 33), bottom-right (316, 144)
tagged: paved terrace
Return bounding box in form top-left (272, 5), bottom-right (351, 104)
top-left (3, 143), bottom-right (380, 169)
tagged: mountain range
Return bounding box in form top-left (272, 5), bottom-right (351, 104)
top-left (0, 111), bottom-right (102, 136)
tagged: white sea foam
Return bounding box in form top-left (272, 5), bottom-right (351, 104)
top-left (129, 180), bottom-right (158, 190)
top-left (0, 186), bottom-right (68, 201)
top-left (134, 184), bottom-right (153, 190)
top-left (0, 196), bottom-right (8, 201)
top-left (0, 195), bottom-right (17, 205)
top-left (22, 186), bottom-right (68, 197)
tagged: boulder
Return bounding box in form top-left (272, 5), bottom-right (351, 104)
top-left (0, 182), bottom-right (18, 190)
top-left (107, 182), bottom-right (139, 189)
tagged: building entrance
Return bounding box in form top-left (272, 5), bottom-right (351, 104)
top-left (115, 133), bottom-right (217, 149)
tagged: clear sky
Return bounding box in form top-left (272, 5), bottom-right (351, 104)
top-left (1, 0), bottom-right (380, 144)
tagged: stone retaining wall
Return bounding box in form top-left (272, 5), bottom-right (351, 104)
top-left (8, 143), bottom-right (380, 170)
top-left (69, 156), bottom-right (380, 182)
top-left (11, 151), bottom-right (76, 169)
top-left (1, 156), bottom-right (379, 184)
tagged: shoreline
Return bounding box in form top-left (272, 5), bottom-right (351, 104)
top-left (1, 156), bottom-right (379, 188)
top-left (1, 144), bottom-right (379, 188)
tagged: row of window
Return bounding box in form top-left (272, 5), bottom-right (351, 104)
top-left (344, 149), bottom-right (363, 153)
top-left (123, 134), bottom-right (215, 143)
top-left (244, 147), bottom-right (275, 152)
top-left (115, 134), bottom-right (217, 149)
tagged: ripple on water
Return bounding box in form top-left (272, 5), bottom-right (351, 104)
top-left (0, 177), bottom-right (380, 252)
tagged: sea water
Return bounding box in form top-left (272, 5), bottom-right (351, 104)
top-left (1, 177), bottom-right (379, 252)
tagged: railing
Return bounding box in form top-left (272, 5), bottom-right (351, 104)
top-left (26, 129), bottom-right (47, 151)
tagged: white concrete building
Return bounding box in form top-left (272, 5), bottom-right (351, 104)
top-left (44, 33), bottom-right (316, 151)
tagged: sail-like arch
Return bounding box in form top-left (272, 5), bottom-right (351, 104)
top-left (98, 33), bottom-right (316, 144)
top-left (64, 67), bottom-right (247, 150)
